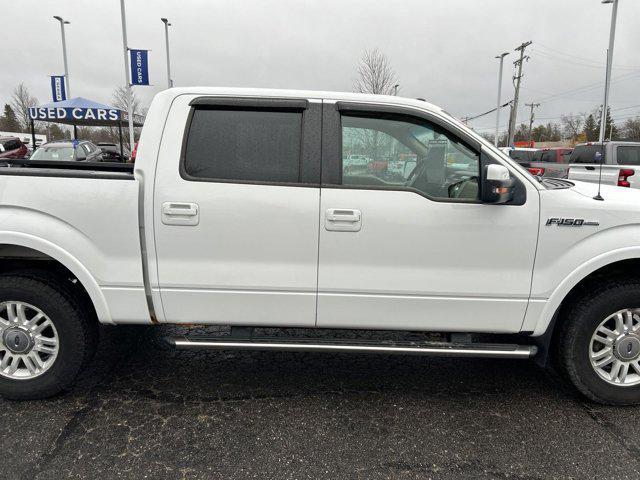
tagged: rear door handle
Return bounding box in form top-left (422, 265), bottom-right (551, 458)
top-left (162, 202), bottom-right (199, 226)
top-left (325, 208), bottom-right (362, 232)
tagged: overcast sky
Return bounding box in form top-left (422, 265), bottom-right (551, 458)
top-left (2, 0), bottom-right (640, 135)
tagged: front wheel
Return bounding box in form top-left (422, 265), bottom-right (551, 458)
top-left (0, 275), bottom-right (97, 400)
top-left (558, 279), bottom-right (640, 405)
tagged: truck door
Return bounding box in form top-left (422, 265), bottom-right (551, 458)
top-left (316, 101), bottom-right (540, 332)
top-left (153, 96), bottom-right (321, 325)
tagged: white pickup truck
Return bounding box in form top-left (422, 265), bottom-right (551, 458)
top-left (2, 88), bottom-right (640, 405)
top-left (568, 141), bottom-right (640, 188)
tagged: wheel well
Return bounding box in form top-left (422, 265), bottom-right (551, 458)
top-left (561, 259), bottom-right (640, 313)
top-left (0, 244), bottom-right (97, 321)
top-left (537, 258), bottom-right (640, 366)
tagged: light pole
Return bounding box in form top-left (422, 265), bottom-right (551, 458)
top-left (161, 18), bottom-right (173, 88)
top-left (393, 84), bottom-right (399, 96)
top-left (494, 52), bottom-right (509, 147)
top-left (53, 16), bottom-right (71, 98)
top-left (599, 0), bottom-right (619, 143)
top-left (119, 0), bottom-right (135, 149)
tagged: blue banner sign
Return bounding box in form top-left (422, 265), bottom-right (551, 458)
top-left (28, 107), bottom-right (121, 122)
top-left (130, 49), bottom-right (150, 85)
top-left (50, 76), bottom-right (66, 102)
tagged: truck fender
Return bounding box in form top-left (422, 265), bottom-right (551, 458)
top-left (532, 245), bottom-right (640, 336)
top-left (0, 231), bottom-right (112, 324)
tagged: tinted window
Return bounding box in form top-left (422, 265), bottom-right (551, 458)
top-left (184, 108), bottom-right (302, 183)
top-left (1, 139), bottom-right (21, 151)
top-left (341, 114), bottom-right (480, 200)
top-left (570, 145), bottom-right (603, 164)
top-left (617, 146), bottom-right (640, 166)
top-left (508, 150), bottom-right (535, 162)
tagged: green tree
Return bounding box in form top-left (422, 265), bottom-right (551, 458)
top-left (47, 124), bottom-right (67, 141)
top-left (583, 114), bottom-right (599, 141)
top-left (597, 106), bottom-right (619, 140)
top-left (0, 104), bottom-right (20, 132)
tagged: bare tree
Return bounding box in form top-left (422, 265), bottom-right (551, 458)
top-left (11, 83), bottom-right (39, 131)
top-left (109, 87), bottom-right (145, 149)
top-left (622, 117), bottom-right (640, 141)
top-left (354, 49), bottom-right (399, 95)
top-left (560, 113), bottom-right (585, 140)
top-left (111, 86), bottom-right (142, 117)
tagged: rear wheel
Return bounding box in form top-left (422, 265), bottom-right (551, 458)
top-left (558, 279), bottom-right (640, 405)
top-left (0, 275), bottom-right (97, 400)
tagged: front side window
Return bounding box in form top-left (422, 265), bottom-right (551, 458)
top-left (341, 114), bottom-right (479, 200)
top-left (184, 108), bottom-right (303, 183)
top-left (617, 146), bottom-right (640, 166)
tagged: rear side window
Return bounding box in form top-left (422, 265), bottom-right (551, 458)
top-left (539, 151), bottom-right (555, 163)
top-left (508, 150), bottom-right (534, 162)
top-left (1, 139), bottom-right (21, 151)
top-left (183, 108), bottom-right (302, 183)
top-left (570, 145), bottom-right (603, 164)
top-left (617, 146), bottom-right (640, 166)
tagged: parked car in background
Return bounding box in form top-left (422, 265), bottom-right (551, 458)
top-left (568, 141), bottom-right (640, 189)
top-left (97, 142), bottom-right (130, 162)
top-left (0, 137), bottom-right (28, 159)
top-left (29, 141), bottom-right (103, 162)
top-left (500, 147), bottom-right (574, 179)
top-left (130, 141), bottom-right (139, 163)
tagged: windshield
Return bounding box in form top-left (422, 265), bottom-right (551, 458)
top-left (30, 146), bottom-right (75, 161)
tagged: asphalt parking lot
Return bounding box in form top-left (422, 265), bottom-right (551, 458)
top-left (2, 325), bottom-right (640, 480)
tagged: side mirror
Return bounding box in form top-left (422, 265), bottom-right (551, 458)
top-left (481, 164), bottom-right (514, 204)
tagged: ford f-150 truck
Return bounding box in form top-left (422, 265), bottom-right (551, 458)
top-left (2, 88), bottom-right (640, 405)
top-left (568, 141), bottom-right (640, 188)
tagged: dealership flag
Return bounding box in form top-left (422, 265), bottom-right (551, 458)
top-left (129, 49), bottom-right (150, 86)
top-left (50, 75), bottom-right (66, 102)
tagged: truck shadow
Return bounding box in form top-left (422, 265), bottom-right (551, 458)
top-left (75, 324), bottom-right (576, 406)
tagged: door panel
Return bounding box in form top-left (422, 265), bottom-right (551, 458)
top-left (317, 188), bottom-right (538, 332)
top-left (317, 102), bottom-right (539, 332)
top-left (153, 96), bottom-right (321, 326)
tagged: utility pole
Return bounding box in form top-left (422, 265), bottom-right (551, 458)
top-left (161, 18), bottom-right (173, 88)
top-left (525, 102), bottom-right (540, 144)
top-left (599, 0), bottom-right (619, 143)
top-left (494, 52), bottom-right (509, 147)
top-left (119, 0), bottom-right (135, 149)
top-left (507, 41), bottom-right (532, 146)
top-left (53, 16), bottom-right (71, 98)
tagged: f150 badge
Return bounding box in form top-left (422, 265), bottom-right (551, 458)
top-left (546, 218), bottom-right (599, 227)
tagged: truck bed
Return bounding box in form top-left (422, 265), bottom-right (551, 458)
top-left (0, 165), bottom-right (148, 324)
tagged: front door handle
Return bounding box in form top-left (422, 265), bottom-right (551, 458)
top-left (162, 202), bottom-right (199, 226)
top-left (325, 208), bottom-right (362, 232)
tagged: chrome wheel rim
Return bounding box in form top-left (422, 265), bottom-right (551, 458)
top-left (0, 301), bottom-right (59, 380)
top-left (590, 308), bottom-right (640, 387)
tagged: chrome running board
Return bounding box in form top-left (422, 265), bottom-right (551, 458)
top-left (165, 336), bottom-right (537, 359)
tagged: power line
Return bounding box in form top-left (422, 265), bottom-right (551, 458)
top-left (535, 42), bottom-right (640, 69)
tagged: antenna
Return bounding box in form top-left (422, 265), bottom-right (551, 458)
top-left (593, 49), bottom-right (610, 202)
top-left (593, 151), bottom-right (604, 201)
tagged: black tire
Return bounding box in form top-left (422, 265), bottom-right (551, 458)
top-left (0, 274), bottom-right (98, 400)
top-left (557, 278), bottom-right (640, 405)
